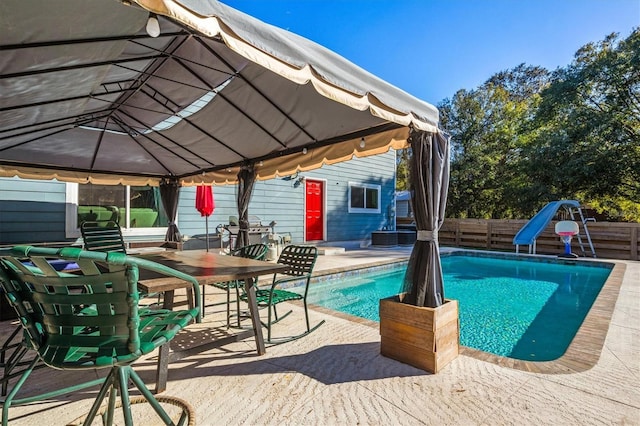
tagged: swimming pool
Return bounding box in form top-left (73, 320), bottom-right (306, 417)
top-left (304, 252), bottom-right (613, 361)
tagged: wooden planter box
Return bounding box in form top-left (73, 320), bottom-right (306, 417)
top-left (379, 294), bottom-right (459, 373)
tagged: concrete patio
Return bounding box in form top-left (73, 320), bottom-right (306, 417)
top-left (2, 246), bottom-right (639, 425)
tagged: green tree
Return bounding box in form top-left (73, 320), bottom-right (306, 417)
top-left (528, 29), bottom-right (640, 221)
top-left (396, 148), bottom-right (411, 191)
top-left (440, 64), bottom-right (550, 218)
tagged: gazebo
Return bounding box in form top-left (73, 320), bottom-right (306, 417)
top-left (0, 0), bottom-right (450, 310)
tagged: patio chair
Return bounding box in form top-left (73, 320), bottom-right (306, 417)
top-left (0, 322), bottom-right (37, 398)
top-left (203, 243), bottom-right (268, 325)
top-left (0, 246), bottom-right (200, 426)
top-left (241, 245), bottom-right (324, 343)
top-left (80, 219), bottom-right (127, 253)
top-left (80, 220), bottom-right (188, 309)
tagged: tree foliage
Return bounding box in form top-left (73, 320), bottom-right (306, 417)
top-left (395, 147), bottom-right (411, 191)
top-left (439, 64), bottom-right (550, 218)
top-left (431, 29), bottom-right (639, 221)
top-left (527, 30), bottom-right (640, 220)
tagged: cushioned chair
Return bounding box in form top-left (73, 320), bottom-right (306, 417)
top-left (203, 243), bottom-right (268, 325)
top-left (0, 246), bottom-right (200, 426)
top-left (241, 245), bottom-right (324, 343)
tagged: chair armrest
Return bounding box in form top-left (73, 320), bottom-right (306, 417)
top-left (271, 273), bottom-right (310, 290)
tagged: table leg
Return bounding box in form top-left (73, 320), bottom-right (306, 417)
top-left (155, 343), bottom-right (170, 394)
top-left (244, 277), bottom-right (266, 355)
top-left (155, 289), bottom-right (175, 394)
top-left (162, 289), bottom-right (175, 310)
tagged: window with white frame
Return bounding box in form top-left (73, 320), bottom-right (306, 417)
top-left (65, 183), bottom-right (168, 238)
top-left (348, 183), bottom-right (381, 213)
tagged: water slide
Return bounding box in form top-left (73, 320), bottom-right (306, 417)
top-left (513, 200), bottom-right (581, 248)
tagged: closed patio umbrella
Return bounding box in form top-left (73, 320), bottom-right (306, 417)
top-left (196, 185), bottom-right (215, 251)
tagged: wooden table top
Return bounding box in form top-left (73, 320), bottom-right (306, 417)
top-left (137, 250), bottom-right (287, 289)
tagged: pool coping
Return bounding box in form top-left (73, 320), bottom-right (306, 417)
top-left (305, 249), bottom-right (627, 375)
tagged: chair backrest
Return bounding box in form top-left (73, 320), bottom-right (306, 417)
top-left (80, 220), bottom-right (127, 253)
top-left (232, 243), bottom-right (268, 261)
top-left (277, 245), bottom-right (318, 277)
top-left (0, 246), bottom-right (199, 370)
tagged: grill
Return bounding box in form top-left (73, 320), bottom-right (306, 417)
top-left (222, 216), bottom-right (275, 249)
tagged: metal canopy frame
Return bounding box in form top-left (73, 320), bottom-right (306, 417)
top-left (0, 1), bottom-right (439, 185)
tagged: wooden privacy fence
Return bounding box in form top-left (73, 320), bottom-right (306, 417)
top-left (440, 219), bottom-right (640, 261)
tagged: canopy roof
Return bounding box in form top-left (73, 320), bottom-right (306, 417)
top-left (0, 0), bottom-right (440, 186)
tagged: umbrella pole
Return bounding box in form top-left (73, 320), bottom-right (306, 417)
top-left (205, 216), bottom-right (209, 252)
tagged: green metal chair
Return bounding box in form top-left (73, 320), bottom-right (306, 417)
top-left (0, 246), bottom-right (201, 426)
top-left (80, 220), bottom-right (127, 253)
top-left (81, 219), bottom-right (170, 308)
top-left (241, 245), bottom-right (324, 343)
top-left (204, 243), bottom-right (268, 325)
top-left (0, 323), bottom-right (36, 398)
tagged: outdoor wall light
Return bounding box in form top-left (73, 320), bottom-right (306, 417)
top-left (302, 147), bottom-right (308, 154)
top-left (146, 13), bottom-right (161, 37)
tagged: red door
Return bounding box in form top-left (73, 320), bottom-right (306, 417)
top-left (305, 179), bottom-right (324, 241)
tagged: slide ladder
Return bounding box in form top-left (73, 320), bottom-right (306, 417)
top-left (568, 206), bottom-right (597, 257)
top-left (513, 200), bottom-right (596, 257)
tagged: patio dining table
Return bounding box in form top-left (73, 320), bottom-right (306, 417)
top-left (136, 250), bottom-right (288, 392)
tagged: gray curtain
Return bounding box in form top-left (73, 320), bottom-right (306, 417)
top-left (160, 178), bottom-right (181, 242)
top-left (236, 164), bottom-right (256, 248)
top-left (401, 130), bottom-right (450, 308)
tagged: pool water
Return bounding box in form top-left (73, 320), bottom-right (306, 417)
top-left (305, 254), bottom-right (612, 361)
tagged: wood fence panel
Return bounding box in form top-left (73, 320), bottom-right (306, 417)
top-left (457, 220), bottom-right (488, 249)
top-left (441, 219), bottom-right (639, 261)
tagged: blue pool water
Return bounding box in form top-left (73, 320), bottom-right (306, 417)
top-left (305, 253), bottom-right (612, 361)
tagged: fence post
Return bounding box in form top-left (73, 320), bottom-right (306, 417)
top-left (486, 220), bottom-right (492, 249)
top-left (631, 226), bottom-right (638, 261)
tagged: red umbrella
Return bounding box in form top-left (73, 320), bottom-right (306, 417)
top-left (196, 185), bottom-right (215, 251)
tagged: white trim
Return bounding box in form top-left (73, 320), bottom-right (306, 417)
top-left (348, 182), bottom-right (381, 214)
top-left (65, 183), bottom-right (80, 239)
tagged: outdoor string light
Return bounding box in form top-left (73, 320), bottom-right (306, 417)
top-left (146, 13), bottom-right (160, 37)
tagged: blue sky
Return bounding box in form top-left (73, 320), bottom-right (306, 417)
top-left (223, 0), bottom-right (639, 106)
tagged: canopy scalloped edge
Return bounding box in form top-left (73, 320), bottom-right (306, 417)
top-left (181, 127), bottom-right (410, 186)
top-left (0, 127), bottom-right (410, 186)
top-left (136, 0), bottom-right (440, 133)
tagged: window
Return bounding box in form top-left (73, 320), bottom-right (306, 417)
top-left (348, 183), bottom-right (381, 213)
top-left (65, 183), bottom-right (168, 238)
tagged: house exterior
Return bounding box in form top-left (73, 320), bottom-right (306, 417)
top-left (0, 151), bottom-right (398, 248)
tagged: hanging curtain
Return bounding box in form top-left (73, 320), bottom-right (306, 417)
top-left (236, 164), bottom-right (256, 248)
top-left (401, 130), bottom-right (450, 308)
top-left (160, 178), bottom-right (181, 242)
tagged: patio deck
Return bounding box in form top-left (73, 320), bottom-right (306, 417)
top-left (2, 246), bottom-right (639, 425)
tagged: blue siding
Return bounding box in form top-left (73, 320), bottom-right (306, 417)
top-left (178, 150), bottom-right (397, 244)
top-left (0, 151), bottom-right (397, 245)
top-left (0, 177), bottom-right (70, 244)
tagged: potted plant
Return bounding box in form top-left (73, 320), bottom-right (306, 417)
top-left (379, 130), bottom-right (459, 373)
